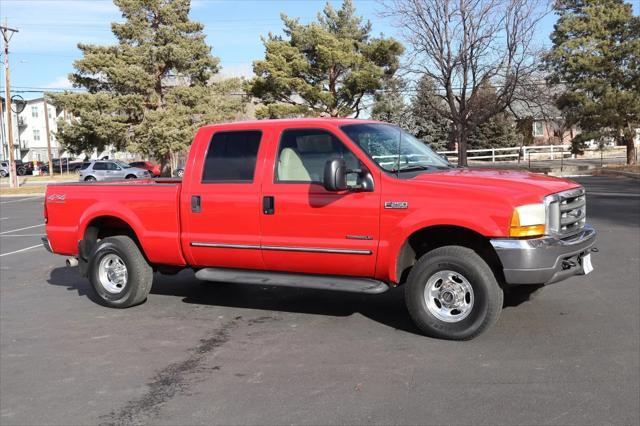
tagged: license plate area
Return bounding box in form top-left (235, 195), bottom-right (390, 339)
top-left (581, 253), bottom-right (594, 275)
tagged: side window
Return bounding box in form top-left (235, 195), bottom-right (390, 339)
top-left (109, 163), bottom-right (120, 170)
top-left (276, 129), bottom-right (359, 184)
top-left (92, 163), bottom-right (106, 171)
top-left (202, 131), bottom-right (262, 183)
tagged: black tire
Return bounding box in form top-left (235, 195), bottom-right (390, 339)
top-left (0, 170), bottom-right (7, 177)
top-left (17, 167), bottom-right (26, 176)
top-left (88, 236), bottom-right (153, 308)
top-left (85, 176), bottom-right (97, 182)
top-left (176, 169), bottom-right (184, 178)
top-left (125, 174), bottom-right (137, 179)
top-left (405, 245), bottom-right (503, 340)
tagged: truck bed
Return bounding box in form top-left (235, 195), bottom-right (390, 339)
top-left (45, 179), bottom-right (186, 266)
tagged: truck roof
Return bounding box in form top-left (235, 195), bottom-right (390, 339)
top-left (200, 117), bottom-right (382, 130)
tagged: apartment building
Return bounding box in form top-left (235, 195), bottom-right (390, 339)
top-left (1, 96), bottom-right (65, 162)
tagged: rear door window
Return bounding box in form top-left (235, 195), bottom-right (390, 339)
top-left (92, 162), bottom-right (106, 171)
top-left (202, 131), bottom-right (262, 183)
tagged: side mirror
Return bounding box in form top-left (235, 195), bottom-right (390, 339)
top-left (323, 158), bottom-right (348, 191)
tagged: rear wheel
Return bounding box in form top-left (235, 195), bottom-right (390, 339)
top-left (405, 246), bottom-right (503, 340)
top-left (125, 174), bottom-right (137, 179)
top-left (88, 236), bottom-right (152, 308)
top-left (0, 170), bottom-right (7, 177)
top-left (85, 176), bottom-right (97, 182)
top-left (176, 169), bottom-right (184, 178)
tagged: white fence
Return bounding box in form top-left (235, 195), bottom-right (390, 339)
top-left (437, 144), bottom-right (573, 163)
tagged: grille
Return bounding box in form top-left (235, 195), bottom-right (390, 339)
top-left (547, 187), bottom-right (586, 237)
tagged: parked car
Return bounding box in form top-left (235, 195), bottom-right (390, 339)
top-left (43, 118), bottom-right (596, 340)
top-left (0, 161), bottom-right (9, 177)
top-left (48, 158), bottom-right (86, 174)
top-left (174, 166), bottom-right (185, 178)
top-left (77, 160), bottom-right (150, 182)
top-left (129, 161), bottom-right (161, 177)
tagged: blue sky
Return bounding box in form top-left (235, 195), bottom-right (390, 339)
top-left (2, 0), bottom-right (563, 97)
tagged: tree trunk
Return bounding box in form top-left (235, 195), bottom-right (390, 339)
top-left (455, 124), bottom-right (468, 167)
top-left (627, 134), bottom-right (637, 166)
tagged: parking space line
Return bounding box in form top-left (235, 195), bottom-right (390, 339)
top-left (0, 224), bottom-right (45, 235)
top-left (0, 196), bottom-right (44, 204)
top-left (0, 244), bottom-right (42, 257)
top-left (0, 234), bottom-right (45, 237)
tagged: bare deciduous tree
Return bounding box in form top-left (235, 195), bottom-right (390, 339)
top-left (383, 0), bottom-right (548, 166)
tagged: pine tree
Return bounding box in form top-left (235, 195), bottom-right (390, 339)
top-left (544, 0), bottom-right (640, 165)
top-left (409, 76), bottom-right (452, 151)
top-left (51, 0), bottom-right (247, 171)
top-left (249, 0), bottom-right (404, 118)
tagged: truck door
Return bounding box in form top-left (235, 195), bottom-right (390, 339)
top-left (181, 129), bottom-right (266, 270)
top-left (260, 127), bottom-right (380, 277)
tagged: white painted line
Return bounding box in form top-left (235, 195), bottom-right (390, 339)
top-left (0, 217), bottom-right (8, 220)
top-left (0, 196), bottom-right (43, 204)
top-left (0, 234), bottom-right (45, 237)
top-left (0, 244), bottom-right (42, 257)
top-left (0, 224), bottom-right (45, 235)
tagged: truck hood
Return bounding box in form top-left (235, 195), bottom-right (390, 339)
top-left (410, 168), bottom-right (580, 203)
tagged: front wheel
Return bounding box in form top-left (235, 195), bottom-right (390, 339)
top-left (125, 174), bottom-right (137, 179)
top-left (405, 245), bottom-right (503, 340)
top-left (88, 236), bottom-right (153, 308)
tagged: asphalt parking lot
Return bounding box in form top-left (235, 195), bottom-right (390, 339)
top-left (0, 176), bottom-right (638, 425)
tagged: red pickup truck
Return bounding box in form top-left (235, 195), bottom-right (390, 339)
top-left (43, 118), bottom-right (596, 340)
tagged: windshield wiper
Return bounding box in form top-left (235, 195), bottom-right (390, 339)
top-left (395, 164), bottom-right (432, 172)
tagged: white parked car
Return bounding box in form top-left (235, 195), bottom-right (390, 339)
top-left (78, 160), bottom-right (150, 182)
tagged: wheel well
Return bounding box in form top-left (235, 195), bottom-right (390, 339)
top-left (81, 216), bottom-right (144, 261)
top-left (396, 225), bottom-right (505, 285)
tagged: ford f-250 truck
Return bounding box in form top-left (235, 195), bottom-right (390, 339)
top-left (43, 118), bottom-right (597, 340)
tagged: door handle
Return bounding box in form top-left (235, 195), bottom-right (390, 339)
top-left (263, 196), bottom-right (274, 215)
top-left (191, 195), bottom-right (201, 213)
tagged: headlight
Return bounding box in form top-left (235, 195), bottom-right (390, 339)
top-left (510, 203), bottom-right (545, 237)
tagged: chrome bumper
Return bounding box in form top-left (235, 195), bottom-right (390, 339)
top-left (490, 224), bottom-right (597, 285)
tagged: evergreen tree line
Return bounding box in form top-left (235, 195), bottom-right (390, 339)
top-left (51, 0), bottom-right (639, 169)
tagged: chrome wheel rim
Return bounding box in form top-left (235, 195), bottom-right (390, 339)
top-left (424, 270), bottom-right (474, 323)
top-left (98, 254), bottom-right (128, 294)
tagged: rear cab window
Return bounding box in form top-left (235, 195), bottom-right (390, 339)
top-left (202, 131), bottom-right (262, 183)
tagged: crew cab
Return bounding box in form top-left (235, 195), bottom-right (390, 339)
top-left (43, 119), bottom-right (597, 340)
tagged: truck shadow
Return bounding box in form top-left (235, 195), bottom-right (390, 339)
top-left (47, 266), bottom-right (424, 336)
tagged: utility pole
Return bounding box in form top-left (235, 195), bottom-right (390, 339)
top-left (43, 94), bottom-right (53, 176)
top-left (1, 23), bottom-right (19, 188)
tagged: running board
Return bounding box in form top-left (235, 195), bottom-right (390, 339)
top-left (195, 268), bottom-right (390, 294)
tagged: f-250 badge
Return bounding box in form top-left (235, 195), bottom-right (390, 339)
top-left (384, 201), bottom-right (408, 209)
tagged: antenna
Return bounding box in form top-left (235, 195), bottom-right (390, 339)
top-left (396, 126), bottom-right (401, 178)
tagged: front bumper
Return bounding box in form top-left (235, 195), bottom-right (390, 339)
top-left (490, 224), bottom-right (597, 285)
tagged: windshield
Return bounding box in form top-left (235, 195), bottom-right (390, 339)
top-left (115, 160), bottom-right (131, 169)
top-left (341, 123), bottom-right (450, 172)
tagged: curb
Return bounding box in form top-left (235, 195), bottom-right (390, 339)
top-left (593, 169), bottom-right (640, 179)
